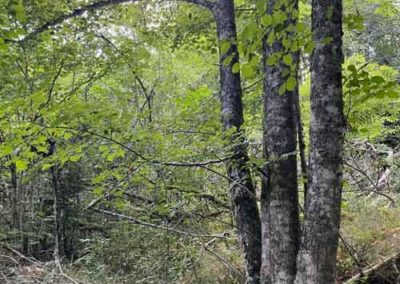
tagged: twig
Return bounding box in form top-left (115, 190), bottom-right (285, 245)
top-left (344, 162), bottom-right (396, 204)
top-left (43, 60), bottom-right (65, 107)
top-left (93, 208), bottom-right (231, 239)
top-left (242, 78), bottom-right (262, 92)
top-left (0, 271), bottom-right (9, 284)
top-left (338, 234), bottom-right (363, 273)
top-left (0, 254), bottom-right (19, 266)
top-left (203, 243), bottom-right (244, 277)
top-left (159, 156), bottom-right (232, 167)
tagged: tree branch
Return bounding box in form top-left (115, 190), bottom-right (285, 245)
top-left (159, 156), bottom-right (232, 167)
top-left (344, 253), bottom-right (400, 283)
top-left (180, 0), bottom-right (216, 10)
top-left (344, 162), bottom-right (396, 205)
top-left (17, 0), bottom-right (138, 43)
top-left (92, 208), bottom-right (229, 239)
top-left (44, 60), bottom-right (65, 107)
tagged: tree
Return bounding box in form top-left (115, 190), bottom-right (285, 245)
top-left (212, 1), bottom-right (262, 282)
top-left (187, 0), bottom-right (262, 282)
top-left (295, 0), bottom-right (345, 283)
top-left (260, 0), bottom-right (300, 283)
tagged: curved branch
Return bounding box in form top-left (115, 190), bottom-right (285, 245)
top-left (181, 0), bottom-right (216, 10)
top-left (5, 0), bottom-right (219, 44)
top-left (17, 0), bottom-right (138, 43)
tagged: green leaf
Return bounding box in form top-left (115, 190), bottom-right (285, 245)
top-left (371, 76), bottom-right (385, 84)
top-left (266, 56), bottom-right (277, 66)
top-left (296, 22), bottom-right (306, 33)
top-left (242, 23), bottom-right (258, 41)
top-left (322, 37), bottom-right (333, 44)
top-left (256, 0), bottom-right (265, 12)
top-left (15, 160), bottom-right (28, 171)
top-left (93, 187), bottom-right (104, 196)
top-left (232, 62), bottom-right (240, 73)
top-left (42, 163), bottom-right (53, 171)
top-left (0, 145), bottom-right (13, 157)
top-left (304, 41), bottom-right (315, 53)
top-left (69, 154), bottom-right (81, 162)
top-left (347, 64), bottom-right (357, 73)
top-left (283, 54), bottom-right (293, 66)
top-left (286, 77), bottom-right (297, 91)
top-left (223, 54), bottom-right (234, 66)
top-left (267, 31), bottom-right (275, 45)
top-left (30, 92), bottom-right (46, 105)
top-left (261, 15), bottom-right (272, 26)
top-left (348, 79), bottom-right (360, 88)
top-left (278, 83), bottom-right (286, 95)
top-left (272, 10), bottom-right (287, 24)
top-left (282, 38), bottom-right (291, 49)
top-left (220, 41), bottom-right (231, 55)
top-left (242, 64), bottom-right (254, 79)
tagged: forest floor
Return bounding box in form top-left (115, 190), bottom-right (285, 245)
top-left (1, 196), bottom-right (400, 284)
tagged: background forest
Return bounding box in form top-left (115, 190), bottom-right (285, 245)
top-left (0, 0), bottom-right (400, 283)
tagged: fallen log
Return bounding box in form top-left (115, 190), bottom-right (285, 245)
top-left (344, 252), bottom-right (400, 283)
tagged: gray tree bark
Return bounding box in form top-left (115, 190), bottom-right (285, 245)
top-left (260, 1), bottom-right (300, 283)
top-left (183, 1), bottom-right (262, 282)
top-left (294, 0), bottom-right (345, 283)
top-left (212, 1), bottom-right (262, 283)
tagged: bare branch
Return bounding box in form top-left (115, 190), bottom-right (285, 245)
top-left (203, 244), bottom-right (244, 277)
top-left (344, 162), bottom-right (396, 204)
top-left (344, 253), bottom-right (400, 283)
top-left (159, 156), bottom-right (232, 167)
top-left (92, 208), bottom-right (230, 239)
top-left (44, 60), bottom-right (65, 107)
top-left (0, 242), bottom-right (42, 266)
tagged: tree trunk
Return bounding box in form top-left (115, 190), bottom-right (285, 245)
top-left (294, 0), bottom-right (345, 283)
top-left (212, 1), bottom-right (262, 282)
top-left (260, 1), bottom-right (300, 283)
top-left (51, 165), bottom-right (64, 261)
top-left (10, 163), bottom-right (20, 244)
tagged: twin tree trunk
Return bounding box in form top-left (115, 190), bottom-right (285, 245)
top-left (295, 0), bottom-right (345, 283)
top-left (261, 0), bottom-right (300, 283)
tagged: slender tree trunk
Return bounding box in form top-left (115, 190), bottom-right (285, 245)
top-left (294, 91), bottom-right (308, 203)
top-left (260, 1), bottom-right (300, 283)
top-left (212, 1), bottom-right (262, 282)
top-left (10, 163), bottom-right (20, 244)
top-left (294, 0), bottom-right (345, 283)
top-left (51, 165), bottom-right (64, 261)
